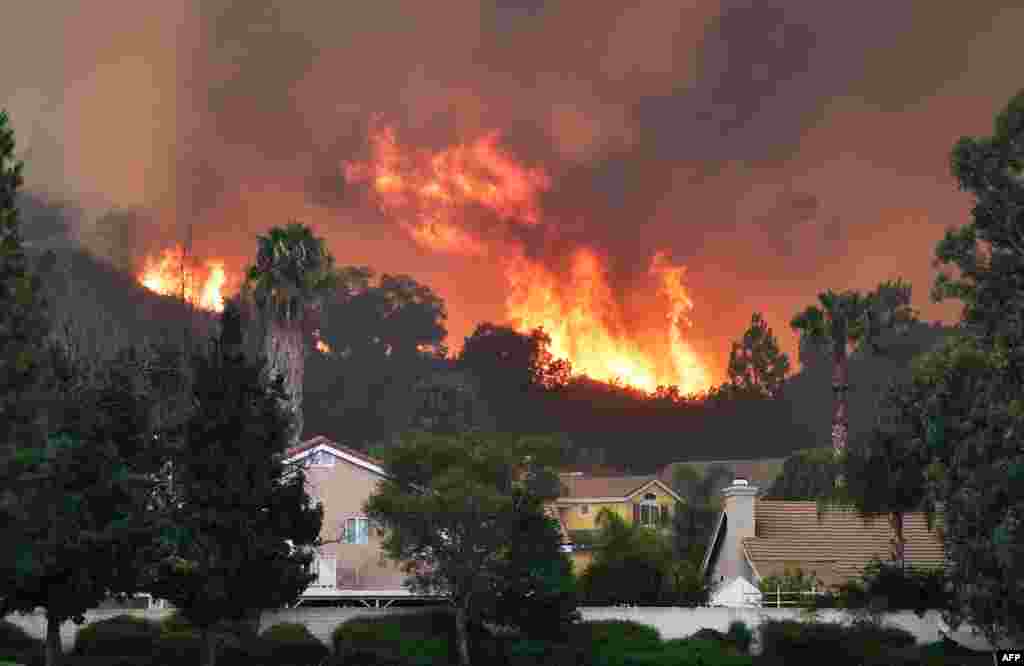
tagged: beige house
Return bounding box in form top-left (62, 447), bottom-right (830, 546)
top-left (284, 436), bottom-right (434, 607)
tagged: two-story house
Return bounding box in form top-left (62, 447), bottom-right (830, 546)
top-left (551, 472), bottom-right (683, 573)
top-left (283, 436), bottom-right (439, 607)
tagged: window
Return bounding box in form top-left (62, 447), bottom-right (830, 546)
top-left (341, 517), bottom-right (369, 544)
top-left (580, 504), bottom-right (589, 515)
top-left (636, 494), bottom-right (661, 527)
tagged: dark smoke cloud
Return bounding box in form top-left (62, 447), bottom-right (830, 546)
top-left (3, 0), bottom-right (1020, 380)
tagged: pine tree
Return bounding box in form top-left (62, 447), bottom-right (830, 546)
top-left (0, 110), bottom-right (50, 459)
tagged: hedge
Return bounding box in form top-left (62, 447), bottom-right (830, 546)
top-left (73, 614), bottom-right (162, 657)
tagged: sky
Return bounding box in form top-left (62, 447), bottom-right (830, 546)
top-left (2, 0), bottom-right (1020, 384)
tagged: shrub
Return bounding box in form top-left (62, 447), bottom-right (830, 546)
top-left (589, 638), bottom-right (751, 666)
top-left (572, 620), bottom-right (663, 658)
top-left (160, 611), bottom-right (193, 635)
top-left (259, 622), bottom-right (328, 666)
top-left (332, 609), bottom-right (450, 655)
top-left (759, 619), bottom-right (916, 666)
top-left (726, 620), bottom-right (754, 654)
top-left (72, 614), bottom-right (162, 656)
top-left (153, 630), bottom-right (204, 666)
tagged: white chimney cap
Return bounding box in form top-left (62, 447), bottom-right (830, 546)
top-left (732, 478), bottom-right (749, 486)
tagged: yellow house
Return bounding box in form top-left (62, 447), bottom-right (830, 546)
top-left (548, 473), bottom-right (683, 573)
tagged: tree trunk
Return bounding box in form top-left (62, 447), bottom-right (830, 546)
top-left (265, 322), bottom-right (305, 446)
top-left (831, 341), bottom-right (849, 457)
top-left (891, 512), bottom-right (906, 571)
top-left (454, 597), bottom-right (473, 666)
top-left (202, 627), bottom-right (219, 666)
top-left (45, 613), bottom-right (62, 666)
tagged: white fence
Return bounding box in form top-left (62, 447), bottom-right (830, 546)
top-left (3, 606), bottom-right (958, 655)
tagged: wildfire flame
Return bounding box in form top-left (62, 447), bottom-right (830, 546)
top-left (346, 121), bottom-right (713, 395)
top-left (138, 245), bottom-right (226, 313)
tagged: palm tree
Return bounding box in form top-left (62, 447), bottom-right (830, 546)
top-left (244, 223), bottom-right (339, 445)
top-left (790, 280), bottom-right (915, 468)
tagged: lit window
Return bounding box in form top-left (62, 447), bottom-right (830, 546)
top-left (342, 517), bottom-right (369, 544)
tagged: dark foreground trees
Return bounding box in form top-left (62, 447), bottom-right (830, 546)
top-left (145, 302), bottom-right (323, 666)
top-left (364, 430), bottom-right (574, 666)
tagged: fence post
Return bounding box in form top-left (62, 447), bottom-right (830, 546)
top-left (777, 585), bottom-right (781, 609)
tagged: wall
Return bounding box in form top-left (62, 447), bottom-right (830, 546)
top-left (305, 459), bottom-right (408, 590)
top-left (3, 606), bottom-right (954, 655)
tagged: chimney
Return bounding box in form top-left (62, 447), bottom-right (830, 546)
top-left (714, 478), bottom-right (759, 585)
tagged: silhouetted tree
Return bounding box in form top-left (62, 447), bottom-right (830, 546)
top-left (723, 312), bottom-right (791, 399)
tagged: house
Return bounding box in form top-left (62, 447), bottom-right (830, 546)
top-left (701, 478), bottom-right (945, 603)
top-left (550, 473), bottom-right (684, 573)
top-left (283, 436), bottom-right (439, 607)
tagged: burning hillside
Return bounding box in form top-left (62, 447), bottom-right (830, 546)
top-left (133, 123), bottom-right (714, 394)
top-left (345, 120), bottom-right (713, 395)
top-left (138, 245), bottom-right (227, 313)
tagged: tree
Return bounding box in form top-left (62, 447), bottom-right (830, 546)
top-left (578, 508), bottom-right (703, 606)
top-left (668, 464), bottom-right (727, 565)
top-left (363, 430), bottom-right (569, 666)
top-left (836, 427), bottom-right (929, 572)
top-left (144, 304), bottom-right (324, 666)
top-left (0, 347), bottom-right (164, 666)
top-left (484, 494), bottom-right (580, 642)
top-left (790, 280), bottom-right (916, 464)
top-left (456, 324), bottom-right (558, 430)
top-left (0, 110), bottom-right (50, 461)
top-left (308, 269), bottom-right (451, 443)
top-left (904, 90), bottom-right (1024, 651)
top-left (244, 222), bottom-right (339, 445)
top-left (723, 312), bottom-right (791, 399)
top-left (765, 448), bottom-right (841, 500)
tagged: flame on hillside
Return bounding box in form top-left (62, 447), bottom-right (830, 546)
top-left (138, 245), bottom-right (226, 313)
top-left (345, 120), bottom-right (713, 394)
top-left (137, 251), bottom-right (336, 357)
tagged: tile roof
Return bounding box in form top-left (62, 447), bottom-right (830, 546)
top-left (285, 435), bottom-right (385, 469)
top-left (557, 474), bottom-right (666, 500)
top-left (744, 500), bottom-right (945, 588)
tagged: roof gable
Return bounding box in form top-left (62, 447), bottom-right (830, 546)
top-left (284, 435), bottom-right (388, 477)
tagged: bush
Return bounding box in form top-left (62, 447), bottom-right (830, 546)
top-left (589, 638), bottom-right (751, 666)
top-left (571, 620), bottom-right (663, 659)
top-left (259, 622), bottom-right (328, 666)
top-left (72, 614), bottom-right (162, 656)
top-left (159, 611), bottom-right (194, 635)
top-left (726, 620), bottom-right (754, 654)
top-left (332, 609), bottom-right (454, 657)
top-left (152, 630), bottom-right (204, 666)
top-left (759, 619), bottom-right (916, 666)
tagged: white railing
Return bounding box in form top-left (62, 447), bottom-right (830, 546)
top-left (748, 587), bottom-right (826, 608)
